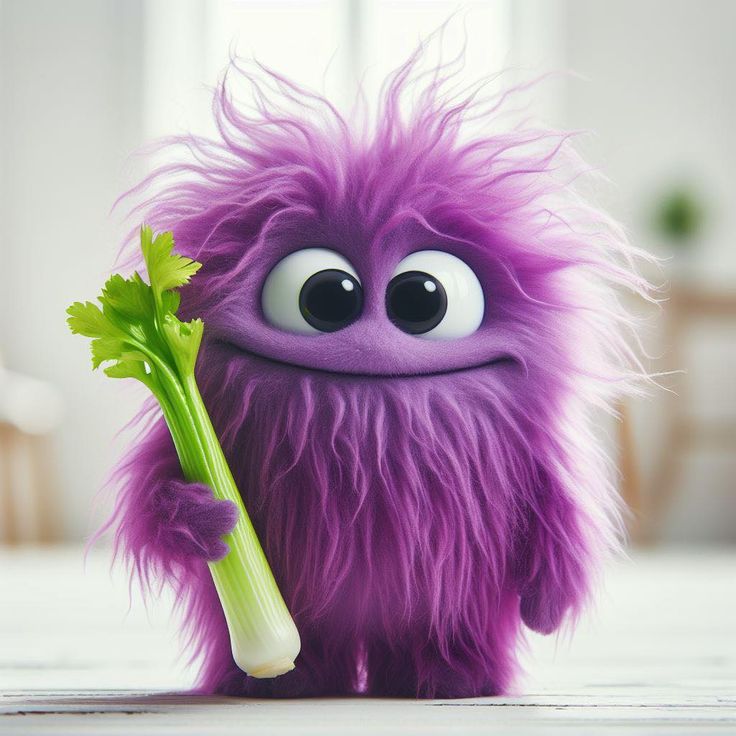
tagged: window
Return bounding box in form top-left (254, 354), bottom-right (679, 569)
top-left (141, 0), bottom-right (563, 138)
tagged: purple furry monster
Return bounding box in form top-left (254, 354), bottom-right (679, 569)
top-left (108, 49), bottom-right (650, 698)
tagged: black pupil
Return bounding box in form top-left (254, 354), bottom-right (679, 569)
top-left (299, 269), bottom-right (363, 332)
top-left (386, 270), bottom-right (447, 334)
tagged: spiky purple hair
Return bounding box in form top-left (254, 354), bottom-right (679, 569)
top-left (106, 47), bottom-right (653, 698)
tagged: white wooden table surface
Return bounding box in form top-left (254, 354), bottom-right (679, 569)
top-left (1, 546), bottom-right (734, 734)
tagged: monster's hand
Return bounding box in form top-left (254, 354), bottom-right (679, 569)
top-left (518, 547), bottom-right (585, 635)
top-left (141, 479), bottom-right (239, 563)
top-left (515, 477), bottom-right (588, 635)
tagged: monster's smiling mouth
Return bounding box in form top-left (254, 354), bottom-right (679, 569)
top-left (213, 338), bottom-right (520, 379)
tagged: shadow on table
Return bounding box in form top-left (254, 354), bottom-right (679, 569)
top-left (2, 692), bottom-right (251, 716)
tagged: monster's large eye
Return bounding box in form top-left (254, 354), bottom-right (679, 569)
top-left (262, 248), bottom-right (363, 334)
top-left (386, 251), bottom-right (484, 339)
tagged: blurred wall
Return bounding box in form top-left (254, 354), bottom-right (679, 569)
top-left (0, 0), bottom-right (144, 538)
top-left (564, 0), bottom-right (736, 281)
top-left (563, 0), bottom-right (736, 542)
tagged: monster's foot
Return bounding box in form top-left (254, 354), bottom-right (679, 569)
top-left (365, 637), bottom-right (514, 699)
top-left (219, 634), bottom-right (361, 698)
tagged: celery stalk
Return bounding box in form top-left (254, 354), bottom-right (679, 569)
top-left (67, 225), bottom-right (300, 678)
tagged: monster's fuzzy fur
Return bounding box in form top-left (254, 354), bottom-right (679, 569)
top-left (106, 44), bottom-right (653, 697)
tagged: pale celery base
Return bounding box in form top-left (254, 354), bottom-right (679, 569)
top-left (249, 658), bottom-right (297, 679)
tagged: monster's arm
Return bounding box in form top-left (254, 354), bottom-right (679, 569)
top-left (514, 465), bottom-right (592, 635)
top-left (116, 419), bottom-right (238, 572)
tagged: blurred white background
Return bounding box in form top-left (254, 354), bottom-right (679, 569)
top-left (0, 0), bottom-right (734, 544)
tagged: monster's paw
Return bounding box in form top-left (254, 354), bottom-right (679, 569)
top-left (519, 566), bottom-right (584, 635)
top-left (144, 479), bottom-right (238, 562)
top-left (516, 491), bottom-right (589, 635)
top-left (520, 589), bottom-right (568, 635)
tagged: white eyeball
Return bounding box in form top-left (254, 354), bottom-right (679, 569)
top-left (386, 250), bottom-right (484, 339)
top-left (261, 248), bottom-right (363, 335)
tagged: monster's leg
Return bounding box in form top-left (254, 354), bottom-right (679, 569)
top-left (232, 625), bottom-right (360, 698)
top-left (365, 592), bottom-right (521, 699)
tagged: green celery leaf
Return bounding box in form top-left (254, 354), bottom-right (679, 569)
top-left (140, 225), bottom-right (202, 298)
top-left (161, 315), bottom-right (204, 375)
top-left (104, 358), bottom-right (154, 387)
top-left (91, 336), bottom-right (149, 370)
top-left (67, 301), bottom-right (123, 340)
top-left (69, 225), bottom-right (203, 386)
top-left (161, 288), bottom-right (181, 315)
top-left (91, 337), bottom-right (126, 368)
top-left (101, 272), bottom-right (154, 322)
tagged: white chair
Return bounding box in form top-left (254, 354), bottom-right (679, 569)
top-left (0, 366), bottom-right (64, 543)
